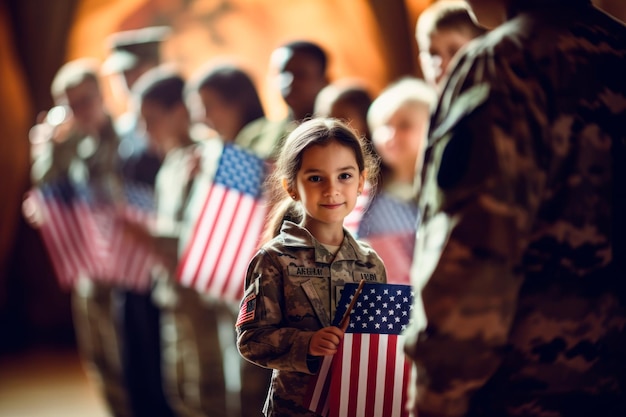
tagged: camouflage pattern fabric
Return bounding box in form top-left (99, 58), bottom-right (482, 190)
top-left (236, 221), bottom-right (387, 417)
top-left (403, 1), bottom-right (626, 416)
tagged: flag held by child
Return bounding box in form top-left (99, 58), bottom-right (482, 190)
top-left (177, 144), bottom-right (268, 303)
top-left (304, 282), bottom-right (414, 417)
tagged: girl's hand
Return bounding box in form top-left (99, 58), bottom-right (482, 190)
top-left (308, 326), bottom-right (345, 356)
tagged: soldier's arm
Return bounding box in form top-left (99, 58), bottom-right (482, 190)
top-left (236, 249), bottom-right (317, 374)
top-left (408, 86), bottom-right (544, 416)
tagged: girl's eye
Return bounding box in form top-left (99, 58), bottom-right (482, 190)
top-left (339, 173), bottom-right (352, 180)
top-left (308, 175), bottom-right (322, 182)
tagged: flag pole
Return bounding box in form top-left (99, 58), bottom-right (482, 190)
top-left (338, 279), bottom-right (366, 331)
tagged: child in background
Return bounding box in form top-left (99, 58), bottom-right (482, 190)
top-left (416, 0), bottom-right (486, 90)
top-left (367, 77), bottom-right (436, 201)
top-left (360, 77), bottom-right (436, 284)
top-left (236, 118), bottom-right (387, 417)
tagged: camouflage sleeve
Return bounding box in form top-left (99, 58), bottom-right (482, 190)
top-left (236, 249), bottom-right (316, 374)
top-left (406, 77), bottom-right (545, 416)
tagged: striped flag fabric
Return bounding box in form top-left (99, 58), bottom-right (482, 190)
top-left (106, 181), bottom-right (157, 292)
top-left (176, 144), bottom-right (268, 303)
top-left (304, 283), bottom-right (414, 417)
top-left (29, 178), bottom-right (100, 289)
top-left (356, 193), bottom-right (419, 284)
top-left (32, 177), bottom-right (157, 292)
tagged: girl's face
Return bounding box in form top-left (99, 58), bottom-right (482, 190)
top-left (292, 140), bottom-right (364, 238)
top-left (372, 103), bottom-right (429, 176)
top-left (199, 87), bottom-right (242, 142)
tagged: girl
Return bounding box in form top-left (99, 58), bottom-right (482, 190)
top-left (236, 118), bottom-right (387, 416)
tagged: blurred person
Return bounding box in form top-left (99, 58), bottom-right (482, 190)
top-left (360, 77), bottom-right (436, 284)
top-left (23, 58), bottom-right (132, 417)
top-left (416, 0), bottom-right (486, 90)
top-left (122, 66), bottom-right (231, 417)
top-left (266, 40), bottom-right (330, 160)
top-left (183, 62), bottom-right (287, 417)
top-left (103, 25), bottom-right (171, 183)
top-left (404, 0), bottom-right (626, 416)
top-left (367, 77), bottom-right (436, 201)
top-left (269, 40), bottom-right (330, 124)
top-left (314, 79), bottom-right (373, 147)
top-left (102, 26), bottom-right (175, 417)
top-left (189, 62), bottom-right (287, 160)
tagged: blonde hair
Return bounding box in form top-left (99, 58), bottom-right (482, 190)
top-left (367, 77), bottom-right (437, 133)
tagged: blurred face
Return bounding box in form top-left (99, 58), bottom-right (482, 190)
top-left (272, 48), bottom-right (328, 120)
top-left (372, 103), bottom-right (429, 177)
top-left (140, 100), bottom-right (185, 156)
top-left (293, 141), bottom-right (365, 238)
top-left (198, 87), bottom-right (242, 142)
top-left (420, 28), bottom-right (476, 88)
top-left (64, 79), bottom-right (107, 132)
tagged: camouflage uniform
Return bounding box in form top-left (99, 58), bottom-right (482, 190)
top-left (236, 221), bottom-right (387, 417)
top-left (403, 1), bottom-right (626, 416)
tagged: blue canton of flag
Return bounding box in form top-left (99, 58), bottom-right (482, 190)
top-left (356, 193), bottom-right (419, 285)
top-left (213, 144), bottom-right (266, 197)
top-left (357, 193), bottom-right (418, 238)
top-left (334, 282), bottom-right (413, 334)
top-left (123, 181), bottom-right (156, 213)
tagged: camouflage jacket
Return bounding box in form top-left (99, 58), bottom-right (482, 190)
top-left (404, 1), bottom-right (626, 416)
top-left (236, 221), bottom-right (386, 416)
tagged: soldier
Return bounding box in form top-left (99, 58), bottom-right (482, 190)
top-left (23, 58), bottom-right (132, 417)
top-left (102, 26), bottom-right (176, 417)
top-left (404, 0), bottom-right (626, 416)
top-left (236, 119), bottom-right (387, 417)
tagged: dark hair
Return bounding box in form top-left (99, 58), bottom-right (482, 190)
top-left (191, 64), bottom-right (265, 129)
top-left (281, 40), bottom-right (328, 75)
top-left (133, 66), bottom-right (185, 109)
top-left (262, 118), bottom-right (379, 244)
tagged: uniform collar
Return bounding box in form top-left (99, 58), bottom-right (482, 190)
top-left (279, 221), bottom-right (361, 263)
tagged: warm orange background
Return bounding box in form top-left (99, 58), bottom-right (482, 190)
top-left (1, 0), bottom-right (624, 348)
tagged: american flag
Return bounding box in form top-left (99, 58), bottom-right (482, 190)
top-left (343, 182), bottom-right (371, 236)
top-left (106, 181), bottom-right (157, 292)
top-left (29, 178), bottom-right (100, 289)
top-left (31, 178), bottom-right (156, 291)
top-left (357, 193), bottom-right (419, 284)
top-left (176, 144), bottom-right (268, 303)
top-left (304, 283), bottom-right (414, 417)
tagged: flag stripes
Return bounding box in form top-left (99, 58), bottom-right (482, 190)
top-left (177, 144), bottom-right (267, 303)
